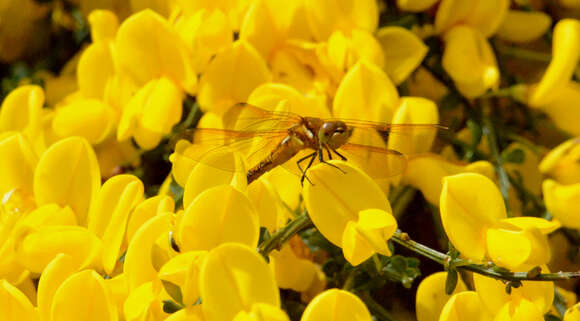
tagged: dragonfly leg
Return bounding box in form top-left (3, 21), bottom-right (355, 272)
top-left (297, 151), bottom-right (317, 185)
top-left (324, 146), bottom-right (333, 160)
top-left (331, 149), bottom-right (347, 161)
top-left (318, 148), bottom-right (346, 174)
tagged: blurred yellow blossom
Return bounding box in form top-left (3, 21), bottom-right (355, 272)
top-left (415, 271), bottom-right (467, 321)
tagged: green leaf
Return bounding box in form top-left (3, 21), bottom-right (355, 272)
top-left (162, 300), bottom-right (183, 314)
top-left (161, 280), bottom-right (184, 306)
top-left (382, 255), bottom-right (421, 289)
top-left (502, 148), bottom-right (526, 164)
top-left (445, 268), bottom-right (458, 295)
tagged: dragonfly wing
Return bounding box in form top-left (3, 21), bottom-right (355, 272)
top-left (172, 128), bottom-right (289, 173)
top-left (341, 122), bottom-right (445, 156)
top-left (336, 143), bottom-right (407, 179)
top-left (223, 103), bottom-right (303, 131)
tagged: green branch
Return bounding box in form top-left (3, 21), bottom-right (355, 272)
top-left (391, 230), bottom-right (580, 282)
top-left (258, 213), bottom-right (313, 258)
top-left (483, 115), bottom-right (512, 214)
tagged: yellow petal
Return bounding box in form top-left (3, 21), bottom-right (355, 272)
top-left (124, 213), bottom-right (173, 290)
top-left (247, 178), bottom-right (281, 232)
top-left (165, 308), bottom-right (204, 321)
top-left (181, 150), bottom-right (247, 209)
top-left (198, 40), bottom-right (271, 115)
top-left (486, 227), bottom-right (532, 270)
top-left (52, 98), bottom-right (116, 144)
top-left (564, 302), bottom-right (580, 321)
top-left (0, 279), bottom-right (38, 321)
top-left (34, 137), bottom-right (101, 225)
top-left (529, 19), bottom-right (580, 106)
top-left (123, 280), bottom-right (167, 321)
top-left (247, 83), bottom-right (331, 118)
top-left (539, 136), bottom-right (580, 185)
top-left (404, 155), bottom-right (494, 205)
top-left (376, 26), bottom-right (428, 84)
top-left (473, 271), bottom-right (553, 315)
top-left (440, 173), bottom-right (506, 261)
top-left (416, 272), bottom-right (467, 321)
top-left (179, 185), bottom-right (259, 251)
top-left (105, 273), bottom-right (129, 319)
top-left (301, 289), bottom-right (372, 321)
top-left (303, 160), bottom-right (391, 248)
top-left (233, 303), bottom-right (290, 321)
top-left (389, 97), bottom-right (439, 156)
top-left (100, 177), bottom-right (145, 275)
top-left (88, 10), bottom-right (119, 42)
top-left (17, 203), bottom-right (77, 229)
top-left (439, 291), bottom-right (492, 321)
top-left (176, 9), bottom-right (233, 73)
top-left (333, 60), bottom-right (398, 122)
top-left (304, 0), bottom-right (378, 41)
top-left (16, 226), bottom-right (102, 273)
top-left (496, 10), bottom-right (552, 43)
top-left (0, 85), bottom-right (44, 133)
top-left (51, 270), bottom-right (118, 321)
top-left (239, 0), bottom-right (293, 60)
top-left (543, 179), bottom-right (580, 229)
top-left (270, 244), bottom-right (318, 292)
top-left (126, 195), bottom-right (174, 243)
top-left (158, 250), bottom-right (207, 306)
top-left (0, 133), bottom-right (37, 196)
top-left (115, 9), bottom-right (196, 93)
top-left (396, 0), bottom-right (438, 12)
top-left (77, 42), bottom-right (115, 99)
top-left (435, 0), bottom-right (509, 37)
top-left (37, 254), bottom-right (78, 321)
top-left (200, 243), bottom-right (280, 321)
top-left (535, 82), bottom-right (580, 136)
top-left (494, 299), bottom-right (544, 321)
top-left (140, 77), bottom-right (184, 135)
top-left (442, 25), bottom-right (499, 98)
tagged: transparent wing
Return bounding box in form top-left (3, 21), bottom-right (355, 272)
top-left (172, 128), bottom-right (290, 172)
top-left (223, 102), bottom-right (303, 131)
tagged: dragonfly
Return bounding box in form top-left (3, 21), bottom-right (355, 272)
top-left (174, 103), bottom-right (445, 185)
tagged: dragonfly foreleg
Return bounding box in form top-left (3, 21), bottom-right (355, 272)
top-left (317, 147), bottom-right (346, 175)
top-left (331, 149), bottom-right (347, 161)
top-left (324, 146), bottom-right (333, 160)
top-left (297, 151), bottom-right (317, 185)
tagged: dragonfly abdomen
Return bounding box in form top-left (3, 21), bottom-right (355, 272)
top-left (246, 135), bottom-right (305, 184)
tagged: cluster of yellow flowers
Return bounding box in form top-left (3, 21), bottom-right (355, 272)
top-left (1, 0), bottom-right (580, 320)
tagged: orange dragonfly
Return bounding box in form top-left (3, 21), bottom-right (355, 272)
top-left (174, 103), bottom-right (445, 185)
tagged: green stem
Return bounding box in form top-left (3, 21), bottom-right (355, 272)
top-left (391, 187), bottom-right (416, 219)
top-left (391, 230), bottom-right (580, 282)
top-left (258, 214), bottom-right (313, 258)
top-left (357, 292), bottom-right (397, 321)
top-left (483, 115), bottom-right (512, 214)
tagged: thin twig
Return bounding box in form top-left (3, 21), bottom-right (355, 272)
top-left (258, 213), bottom-right (313, 258)
top-left (391, 230), bottom-right (580, 282)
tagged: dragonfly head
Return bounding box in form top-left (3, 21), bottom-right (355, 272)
top-left (319, 121), bottom-right (353, 149)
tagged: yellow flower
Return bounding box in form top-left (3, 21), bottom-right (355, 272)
top-left (415, 271), bottom-right (467, 321)
top-left (158, 250), bottom-right (207, 306)
top-left (529, 19), bottom-right (580, 107)
top-left (270, 242), bottom-right (324, 294)
top-left (200, 243), bottom-right (281, 321)
top-left (539, 137), bottom-right (580, 185)
top-left (0, 279), bottom-right (38, 321)
top-left (304, 0), bottom-right (378, 41)
top-left (233, 303), bottom-right (291, 321)
top-left (198, 40), bottom-right (271, 115)
top-left (493, 299), bottom-right (544, 321)
top-left (114, 9), bottom-right (197, 94)
top-left (543, 179), bottom-right (580, 229)
top-left (441, 25), bottom-right (499, 98)
top-left (50, 270), bottom-right (118, 321)
top-left (177, 185), bottom-right (259, 251)
top-left (495, 10), bottom-right (552, 43)
top-left (300, 289), bottom-right (372, 321)
top-left (440, 173), bottom-right (558, 269)
top-left (473, 271), bottom-right (553, 316)
top-left (438, 291), bottom-right (493, 321)
top-left (37, 254), bottom-right (79, 321)
top-left (403, 155), bottom-right (494, 205)
top-left (303, 160), bottom-right (396, 266)
top-left (565, 302), bottom-right (580, 321)
top-left (376, 26), bottom-right (428, 85)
